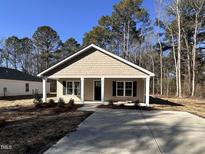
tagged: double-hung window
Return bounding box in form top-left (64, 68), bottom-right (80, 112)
top-left (66, 81), bottom-right (80, 95)
top-left (74, 82), bottom-right (80, 95)
top-left (67, 82), bottom-right (73, 95)
top-left (125, 82), bottom-right (132, 96)
top-left (117, 82), bottom-right (124, 96)
top-left (116, 81), bottom-right (133, 96)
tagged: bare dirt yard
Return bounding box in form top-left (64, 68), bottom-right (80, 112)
top-left (150, 96), bottom-right (205, 118)
top-left (0, 99), bottom-right (92, 154)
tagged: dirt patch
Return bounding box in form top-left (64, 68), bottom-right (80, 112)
top-left (0, 105), bottom-right (92, 154)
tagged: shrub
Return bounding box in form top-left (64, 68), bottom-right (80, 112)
top-left (47, 99), bottom-right (56, 107)
top-left (132, 100), bottom-right (140, 106)
top-left (68, 99), bottom-right (75, 106)
top-left (57, 98), bottom-right (65, 108)
top-left (108, 100), bottom-right (114, 106)
top-left (66, 99), bottom-right (75, 109)
top-left (33, 93), bottom-right (43, 108)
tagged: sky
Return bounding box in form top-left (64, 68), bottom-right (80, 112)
top-left (0, 0), bottom-right (155, 44)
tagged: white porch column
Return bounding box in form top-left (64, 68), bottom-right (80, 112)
top-left (81, 77), bottom-right (84, 104)
top-left (101, 77), bottom-right (104, 103)
top-left (145, 77), bottom-right (150, 106)
top-left (42, 77), bottom-right (47, 103)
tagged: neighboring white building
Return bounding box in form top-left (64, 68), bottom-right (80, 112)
top-left (0, 67), bottom-right (50, 97)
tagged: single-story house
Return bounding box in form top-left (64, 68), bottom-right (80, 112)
top-left (38, 44), bottom-right (154, 106)
top-left (0, 67), bottom-right (50, 97)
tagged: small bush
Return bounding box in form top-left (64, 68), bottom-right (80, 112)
top-left (66, 99), bottom-right (75, 109)
top-left (68, 99), bottom-right (75, 106)
top-left (33, 93), bottom-right (43, 108)
top-left (47, 99), bottom-right (56, 107)
top-left (57, 98), bottom-right (65, 108)
top-left (108, 100), bottom-right (114, 106)
top-left (132, 100), bottom-right (140, 106)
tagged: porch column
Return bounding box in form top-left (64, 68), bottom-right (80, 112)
top-left (145, 77), bottom-right (150, 106)
top-left (42, 77), bottom-right (47, 103)
top-left (101, 77), bottom-right (104, 103)
top-left (81, 77), bottom-right (84, 104)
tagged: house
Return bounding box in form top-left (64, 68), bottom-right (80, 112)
top-left (38, 44), bottom-right (154, 106)
top-left (0, 67), bottom-right (50, 97)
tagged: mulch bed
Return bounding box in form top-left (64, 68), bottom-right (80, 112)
top-left (0, 105), bottom-right (92, 154)
top-left (97, 104), bottom-right (155, 111)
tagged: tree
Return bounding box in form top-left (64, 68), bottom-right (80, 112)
top-left (4, 36), bottom-right (21, 69)
top-left (155, 0), bottom-right (164, 95)
top-left (56, 38), bottom-right (80, 60)
top-left (189, 0), bottom-right (205, 96)
top-left (83, 0), bottom-right (150, 57)
top-left (19, 37), bottom-right (34, 73)
top-left (32, 26), bottom-right (60, 72)
top-left (169, 0), bottom-right (182, 97)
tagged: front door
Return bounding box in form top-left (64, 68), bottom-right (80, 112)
top-left (94, 81), bottom-right (101, 101)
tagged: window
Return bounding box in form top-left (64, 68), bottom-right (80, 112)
top-left (116, 81), bottom-right (133, 97)
top-left (67, 82), bottom-right (73, 95)
top-left (74, 82), bottom-right (80, 95)
top-left (65, 81), bottom-right (81, 95)
top-left (117, 82), bottom-right (124, 96)
top-left (25, 83), bottom-right (29, 92)
top-left (125, 82), bottom-right (132, 96)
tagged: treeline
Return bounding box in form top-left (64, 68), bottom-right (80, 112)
top-left (0, 0), bottom-right (205, 97)
top-left (0, 26), bottom-right (80, 75)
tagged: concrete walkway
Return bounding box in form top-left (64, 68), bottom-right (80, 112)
top-left (45, 109), bottom-right (205, 154)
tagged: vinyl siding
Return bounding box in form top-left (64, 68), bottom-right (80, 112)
top-left (0, 79), bottom-right (50, 97)
top-left (49, 50), bottom-right (148, 78)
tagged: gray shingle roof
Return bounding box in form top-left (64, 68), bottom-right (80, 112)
top-left (0, 67), bottom-right (41, 82)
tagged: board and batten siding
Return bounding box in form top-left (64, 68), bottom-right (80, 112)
top-left (56, 78), bottom-right (145, 102)
top-left (0, 79), bottom-right (50, 97)
top-left (49, 50), bottom-right (148, 78)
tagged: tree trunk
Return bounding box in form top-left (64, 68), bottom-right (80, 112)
top-left (157, 18), bottom-right (163, 95)
top-left (183, 31), bottom-right (191, 95)
top-left (149, 54), bottom-right (155, 95)
top-left (126, 20), bottom-right (130, 60)
top-left (191, 13), bottom-right (198, 97)
top-left (166, 69), bottom-right (170, 97)
top-left (176, 0), bottom-right (182, 97)
top-left (170, 30), bottom-right (178, 96)
top-left (123, 22), bottom-right (126, 58)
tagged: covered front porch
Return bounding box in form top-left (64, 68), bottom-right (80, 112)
top-left (42, 76), bottom-right (151, 106)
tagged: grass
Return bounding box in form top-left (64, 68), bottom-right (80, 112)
top-left (150, 96), bottom-right (205, 118)
top-left (0, 100), bottom-right (92, 154)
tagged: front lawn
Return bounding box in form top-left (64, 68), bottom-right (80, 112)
top-left (0, 103), bottom-right (92, 154)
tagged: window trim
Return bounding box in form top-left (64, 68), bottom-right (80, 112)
top-left (65, 80), bottom-right (81, 96)
top-left (116, 81), bottom-right (133, 97)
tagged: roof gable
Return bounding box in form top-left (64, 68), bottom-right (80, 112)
top-left (38, 44), bottom-right (154, 77)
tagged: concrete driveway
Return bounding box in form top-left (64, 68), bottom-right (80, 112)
top-left (45, 109), bottom-right (205, 154)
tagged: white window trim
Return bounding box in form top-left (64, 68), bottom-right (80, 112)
top-left (116, 81), bottom-right (133, 97)
top-left (65, 80), bottom-right (80, 96)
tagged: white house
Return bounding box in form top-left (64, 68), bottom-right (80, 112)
top-left (0, 67), bottom-right (50, 97)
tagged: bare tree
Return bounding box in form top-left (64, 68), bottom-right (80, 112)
top-left (155, 0), bottom-right (163, 95)
top-left (190, 0), bottom-right (205, 96)
top-left (170, 0), bottom-right (182, 97)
